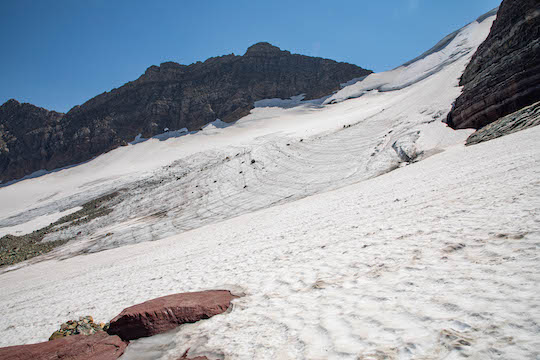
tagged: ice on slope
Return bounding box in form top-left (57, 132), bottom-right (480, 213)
top-left (0, 125), bottom-right (538, 359)
top-left (0, 13), bottom-right (494, 259)
top-left (325, 12), bottom-right (497, 104)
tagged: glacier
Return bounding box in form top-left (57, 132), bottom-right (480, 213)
top-left (0, 9), bottom-right (539, 360)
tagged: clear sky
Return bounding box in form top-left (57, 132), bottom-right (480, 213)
top-left (0, 0), bottom-right (501, 113)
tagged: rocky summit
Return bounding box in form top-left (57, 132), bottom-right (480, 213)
top-left (447, 0), bottom-right (540, 130)
top-left (0, 43), bottom-right (371, 184)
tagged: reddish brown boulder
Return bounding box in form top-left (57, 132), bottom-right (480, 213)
top-left (179, 349), bottom-right (210, 360)
top-left (107, 290), bottom-right (236, 341)
top-left (0, 332), bottom-right (127, 360)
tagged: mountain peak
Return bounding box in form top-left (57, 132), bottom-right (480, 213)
top-left (1, 99), bottom-right (21, 108)
top-left (244, 42), bottom-right (288, 56)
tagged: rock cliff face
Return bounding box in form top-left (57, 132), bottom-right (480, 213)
top-left (0, 100), bottom-right (66, 182)
top-left (0, 42), bottom-right (371, 183)
top-left (447, 0), bottom-right (540, 130)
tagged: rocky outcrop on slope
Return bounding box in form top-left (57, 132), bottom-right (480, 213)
top-left (0, 43), bottom-right (371, 183)
top-left (107, 290), bottom-right (237, 341)
top-left (0, 332), bottom-right (127, 360)
top-left (466, 101), bottom-right (540, 145)
top-left (49, 316), bottom-right (109, 341)
top-left (0, 191), bottom-right (120, 268)
top-left (0, 290), bottom-right (234, 358)
top-left (446, 0), bottom-right (540, 130)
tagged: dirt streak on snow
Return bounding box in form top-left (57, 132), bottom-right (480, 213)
top-left (0, 206), bottom-right (82, 237)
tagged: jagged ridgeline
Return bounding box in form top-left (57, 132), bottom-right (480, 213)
top-left (0, 42), bottom-right (371, 183)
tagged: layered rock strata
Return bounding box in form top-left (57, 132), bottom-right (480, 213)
top-left (466, 100), bottom-right (540, 145)
top-left (447, 0), bottom-right (540, 130)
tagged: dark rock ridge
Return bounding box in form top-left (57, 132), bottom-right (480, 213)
top-left (447, 0), bottom-right (540, 130)
top-left (0, 332), bottom-right (127, 360)
top-left (0, 42), bottom-right (371, 183)
top-left (107, 290), bottom-right (237, 341)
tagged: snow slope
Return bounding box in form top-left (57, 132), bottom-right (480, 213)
top-left (0, 124), bottom-right (538, 359)
top-left (0, 14), bottom-right (495, 261)
top-left (2, 9), bottom-right (537, 360)
top-left (325, 15), bottom-right (497, 104)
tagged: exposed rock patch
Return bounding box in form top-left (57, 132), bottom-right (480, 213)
top-left (0, 191), bottom-right (120, 267)
top-left (466, 101), bottom-right (540, 145)
top-left (49, 316), bottom-right (109, 341)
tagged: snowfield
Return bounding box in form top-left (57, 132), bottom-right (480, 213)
top-left (1, 9), bottom-right (539, 360)
top-left (1, 124), bottom-right (539, 359)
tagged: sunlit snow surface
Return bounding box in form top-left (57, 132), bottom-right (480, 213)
top-left (1, 11), bottom-right (539, 360)
top-left (0, 16), bottom-right (495, 259)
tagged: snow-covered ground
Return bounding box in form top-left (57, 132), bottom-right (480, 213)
top-left (1, 124), bottom-right (539, 359)
top-left (2, 8), bottom-right (538, 360)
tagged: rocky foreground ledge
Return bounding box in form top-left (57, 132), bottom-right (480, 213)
top-left (0, 290), bottom-right (237, 360)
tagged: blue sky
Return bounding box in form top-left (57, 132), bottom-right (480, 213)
top-left (0, 0), bottom-right (501, 113)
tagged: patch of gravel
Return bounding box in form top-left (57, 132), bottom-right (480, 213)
top-left (0, 191), bottom-right (121, 267)
top-left (49, 316), bottom-right (109, 341)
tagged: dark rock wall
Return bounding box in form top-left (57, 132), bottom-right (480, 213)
top-left (0, 100), bottom-right (66, 182)
top-left (0, 42), bottom-right (371, 183)
top-left (447, 0), bottom-right (540, 130)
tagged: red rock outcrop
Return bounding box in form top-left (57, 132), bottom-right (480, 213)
top-left (107, 290), bottom-right (236, 341)
top-left (0, 332), bottom-right (127, 360)
top-left (447, 0), bottom-right (540, 130)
